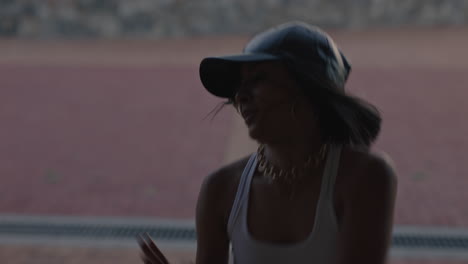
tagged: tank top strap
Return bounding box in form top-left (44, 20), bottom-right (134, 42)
top-left (227, 153), bottom-right (258, 237)
top-left (320, 144), bottom-right (342, 201)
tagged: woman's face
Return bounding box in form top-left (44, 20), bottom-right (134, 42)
top-left (234, 61), bottom-right (310, 143)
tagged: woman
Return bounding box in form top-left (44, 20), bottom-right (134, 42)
top-left (139, 21), bottom-right (397, 264)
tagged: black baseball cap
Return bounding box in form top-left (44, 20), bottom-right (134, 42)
top-left (199, 21), bottom-right (351, 98)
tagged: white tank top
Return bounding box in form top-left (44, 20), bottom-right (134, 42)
top-left (227, 145), bottom-right (342, 264)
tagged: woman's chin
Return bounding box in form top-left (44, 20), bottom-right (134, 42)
top-left (247, 124), bottom-right (264, 141)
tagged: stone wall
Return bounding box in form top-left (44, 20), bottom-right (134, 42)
top-left (1, 0), bottom-right (467, 38)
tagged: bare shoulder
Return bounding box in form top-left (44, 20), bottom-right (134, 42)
top-left (334, 148), bottom-right (398, 263)
top-left (197, 155), bottom-right (253, 222)
top-left (339, 146), bottom-right (397, 192)
top-left (195, 155), bottom-right (252, 263)
top-left (200, 155), bottom-right (251, 194)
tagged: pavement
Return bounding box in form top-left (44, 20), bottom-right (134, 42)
top-left (0, 26), bottom-right (467, 263)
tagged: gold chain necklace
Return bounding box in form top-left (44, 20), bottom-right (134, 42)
top-left (256, 144), bottom-right (328, 185)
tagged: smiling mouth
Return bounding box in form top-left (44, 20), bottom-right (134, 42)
top-left (239, 104), bottom-right (257, 125)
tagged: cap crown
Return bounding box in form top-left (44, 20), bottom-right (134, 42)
top-left (244, 22), bottom-right (350, 91)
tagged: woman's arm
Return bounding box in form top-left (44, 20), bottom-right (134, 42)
top-left (195, 169), bottom-right (232, 264)
top-left (336, 154), bottom-right (398, 264)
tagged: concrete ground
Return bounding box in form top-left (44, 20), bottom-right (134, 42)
top-left (0, 26), bottom-right (467, 263)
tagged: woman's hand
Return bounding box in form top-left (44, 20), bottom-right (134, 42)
top-left (138, 233), bottom-right (170, 264)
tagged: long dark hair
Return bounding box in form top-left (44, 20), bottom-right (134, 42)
top-left (206, 62), bottom-right (381, 148)
top-left (294, 72), bottom-right (382, 148)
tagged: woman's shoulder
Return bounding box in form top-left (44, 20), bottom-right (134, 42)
top-left (341, 145), bottom-right (395, 171)
top-left (198, 154), bottom-right (253, 224)
top-left (339, 145), bottom-right (397, 190)
top-left (202, 154), bottom-right (252, 189)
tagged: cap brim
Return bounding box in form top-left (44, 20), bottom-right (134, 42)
top-left (199, 53), bottom-right (280, 98)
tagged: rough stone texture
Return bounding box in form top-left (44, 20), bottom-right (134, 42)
top-left (0, 0), bottom-right (467, 38)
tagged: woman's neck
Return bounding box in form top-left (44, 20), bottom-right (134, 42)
top-left (261, 135), bottom-right (325, 171)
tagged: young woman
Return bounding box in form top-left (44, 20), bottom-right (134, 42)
top-left (139, 21), bottom-right (397, 264)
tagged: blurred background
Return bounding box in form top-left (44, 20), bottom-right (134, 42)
top-left (0, 0), bottom-right (467, 263)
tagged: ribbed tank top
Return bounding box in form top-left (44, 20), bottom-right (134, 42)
top-left (227, 145), bottom-right (342, 264)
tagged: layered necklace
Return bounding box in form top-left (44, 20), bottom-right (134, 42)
top-left (256, 144), bottom-right (329, 198)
